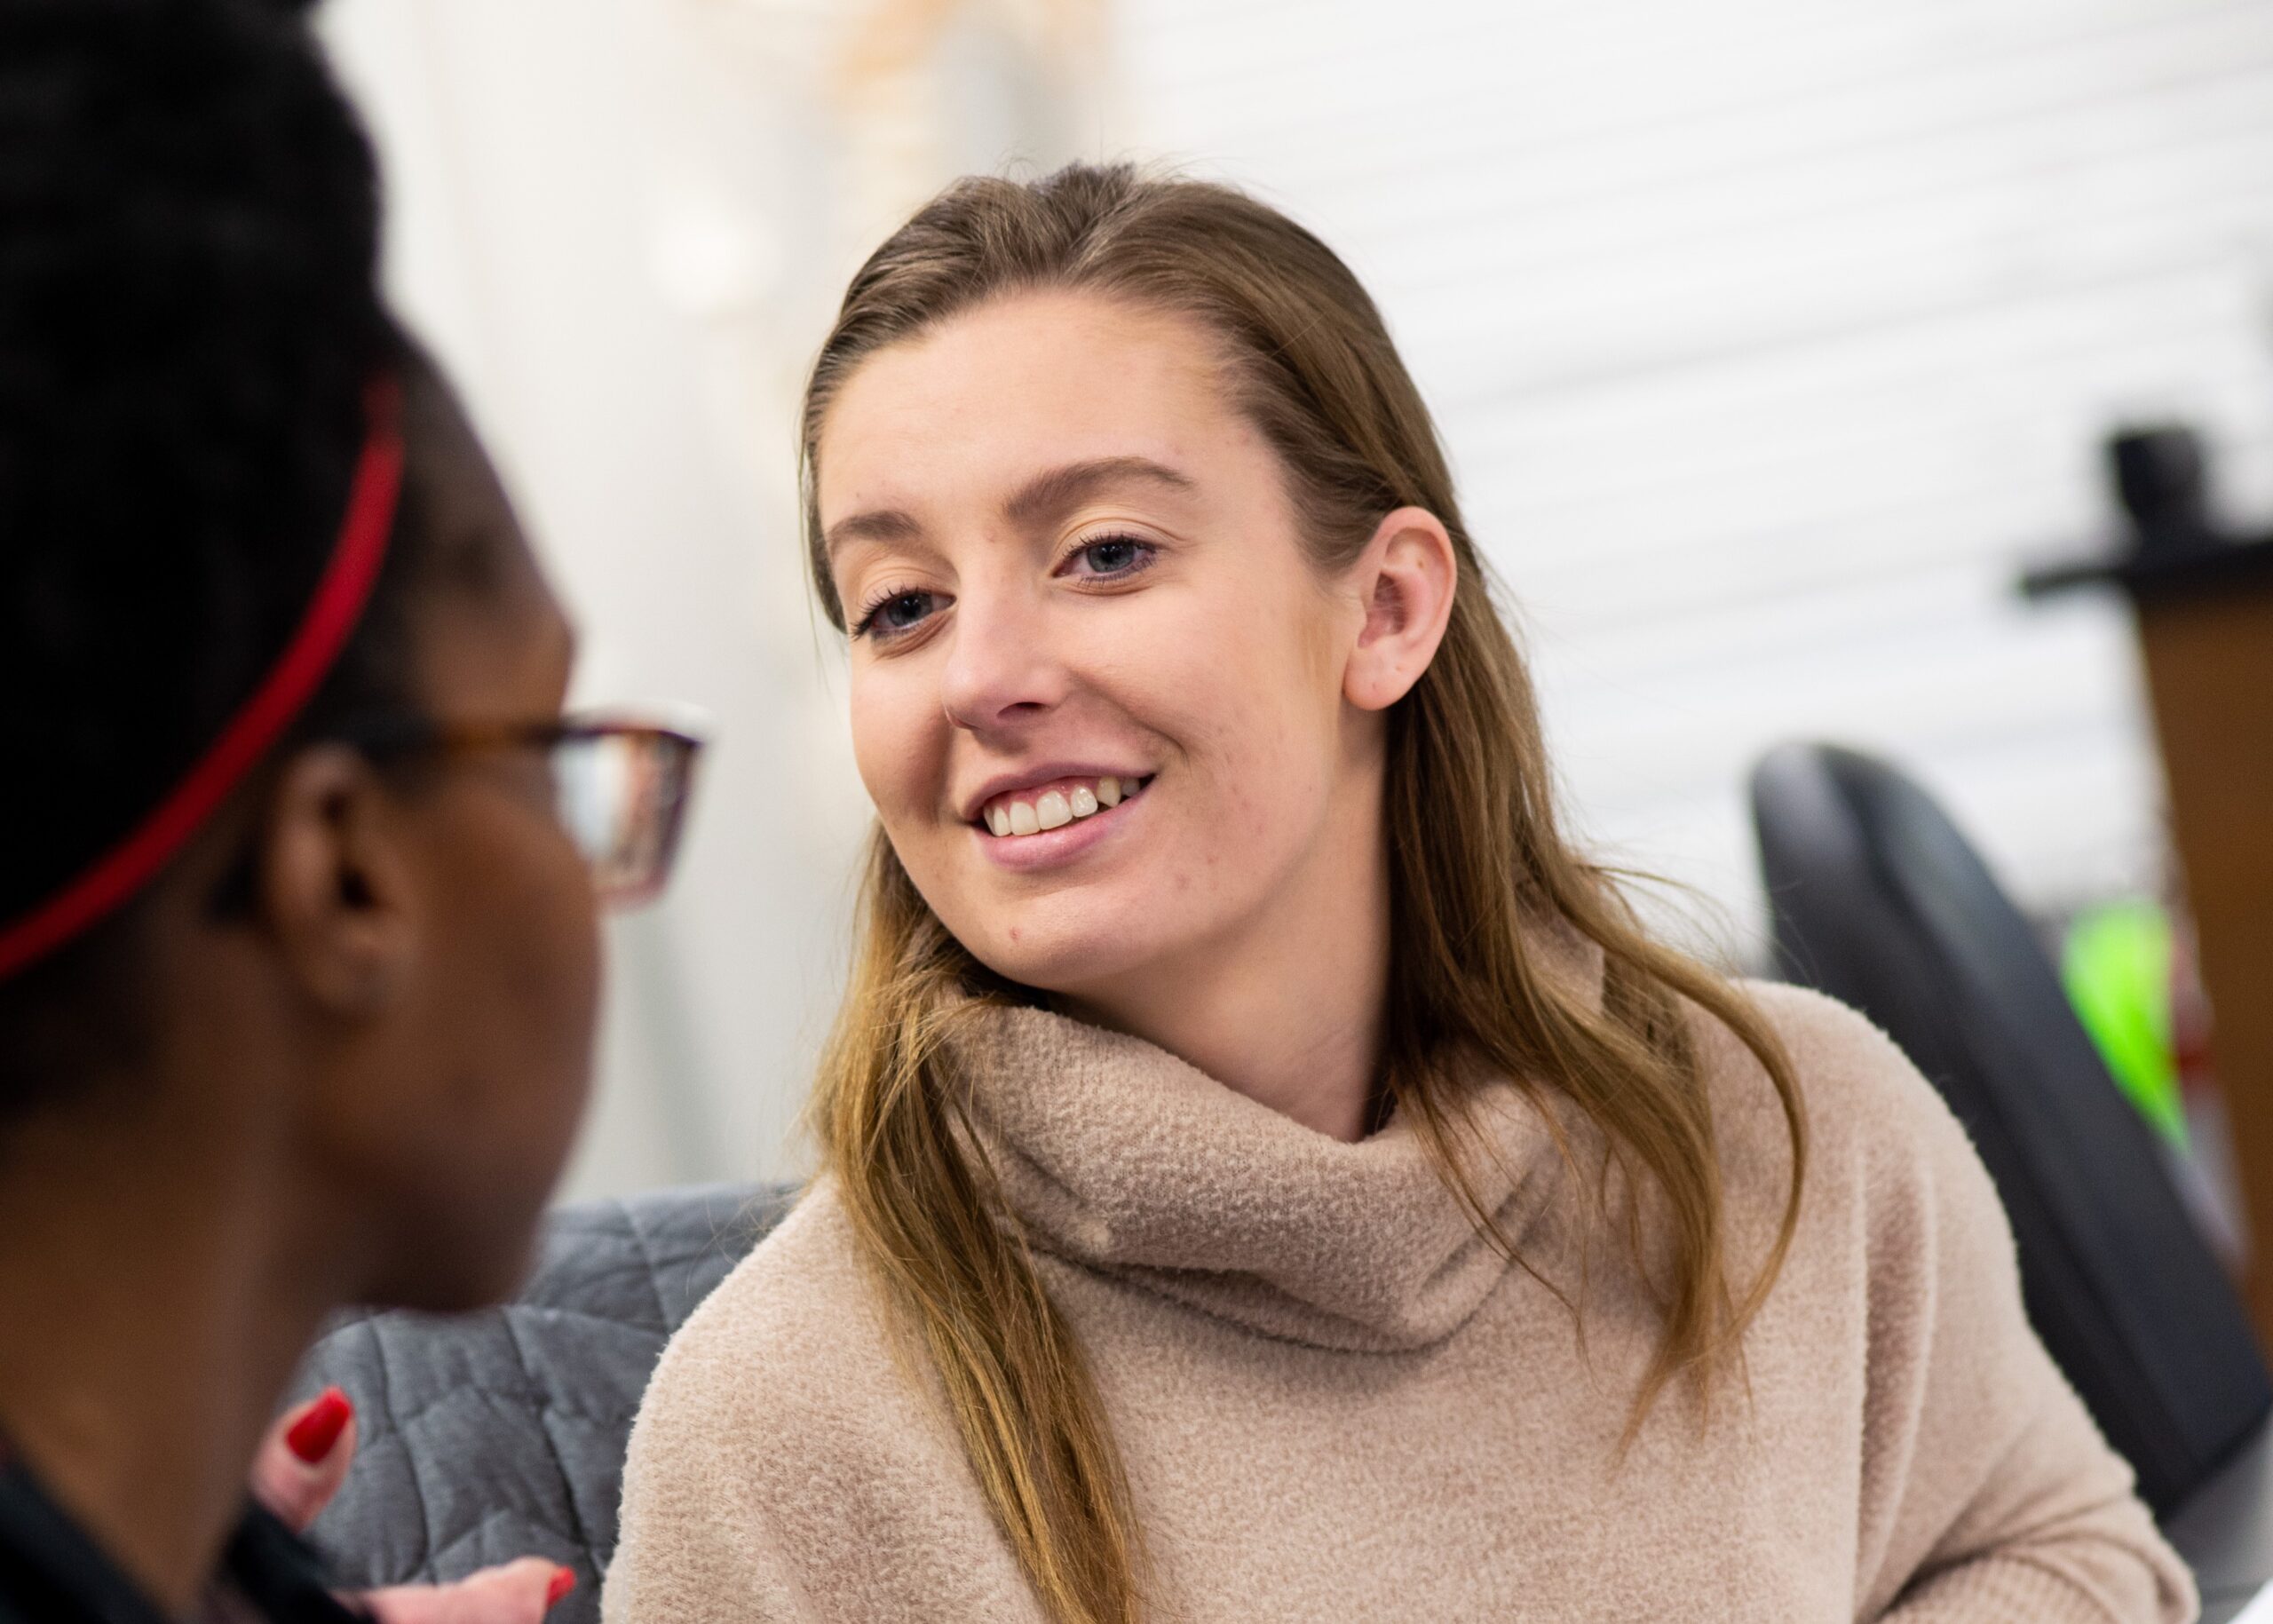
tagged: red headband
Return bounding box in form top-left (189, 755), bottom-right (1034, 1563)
top-left (0, 376), bottom-right (406, 982)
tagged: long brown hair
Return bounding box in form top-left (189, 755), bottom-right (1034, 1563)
top-left (801, 163), bottom-right (1807, 1624)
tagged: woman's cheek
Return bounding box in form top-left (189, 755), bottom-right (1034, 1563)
top-left (849, 670), bottom-right (933, 821)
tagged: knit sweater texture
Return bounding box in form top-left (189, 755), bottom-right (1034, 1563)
top-left (605, 982), bottom-right (2196, 1622)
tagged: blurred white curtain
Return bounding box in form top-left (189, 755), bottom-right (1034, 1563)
top-left (318, 0), bottom-right (1111, 1196)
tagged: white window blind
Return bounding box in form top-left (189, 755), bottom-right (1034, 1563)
top-left (1114, 0), bottom-right (2273, 952)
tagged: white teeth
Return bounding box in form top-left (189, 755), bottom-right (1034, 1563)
top-left (984, 776), bottom-right (1147, 836)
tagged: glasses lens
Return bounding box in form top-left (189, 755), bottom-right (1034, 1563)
top-left (554, 729), bottom-right (697, 907)
top-left (554, 733), bottom-right (625, 867)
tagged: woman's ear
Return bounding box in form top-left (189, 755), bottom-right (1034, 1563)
top-left (257, 745), bottom-right (422, 1016)
top-left (1343, 506), bottom-right (1459, 712)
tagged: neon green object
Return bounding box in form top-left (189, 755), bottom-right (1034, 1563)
top-left (2062, 901), bottom-right (2187, 1149)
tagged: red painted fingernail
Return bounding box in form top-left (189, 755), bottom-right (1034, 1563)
top-left (545, 1566), bottom-right (576, 1607)
top-left (284, 1388), bottom-right (352, 1463)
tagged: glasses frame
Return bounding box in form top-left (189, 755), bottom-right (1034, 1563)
top-left (328, 710), bottom-right (706, 908)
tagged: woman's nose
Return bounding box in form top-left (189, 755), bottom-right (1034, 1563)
top-left (939, 584), bottom-right (1067, 733)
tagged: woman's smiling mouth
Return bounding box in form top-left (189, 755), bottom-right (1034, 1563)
top-left (977, 773), bottom-right (1151, 839)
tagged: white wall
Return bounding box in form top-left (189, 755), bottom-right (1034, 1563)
top-left (317, 0), bottom-right (2273, 1194)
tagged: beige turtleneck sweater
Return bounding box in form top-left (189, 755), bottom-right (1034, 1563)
top-left (605, 984), bottom-right (2196, 1622)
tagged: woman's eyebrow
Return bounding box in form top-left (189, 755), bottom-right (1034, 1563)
top-left (822, 505), bottom-right (923, 558)
top-left (824, 458), bottom-right (1194, 558)
top-left (1004, 456), bottom-right (1196, 527)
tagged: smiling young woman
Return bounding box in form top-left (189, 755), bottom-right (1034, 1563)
top-left (606, 165), bottom-right (2192, 1624)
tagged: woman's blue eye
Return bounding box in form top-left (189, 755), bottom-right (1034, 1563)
top-left (859, 590), bottom-right (937, 638)
top-left (1071, 535), bottom-right (1154, 577)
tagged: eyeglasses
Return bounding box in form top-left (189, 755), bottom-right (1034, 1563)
top-left (331, 711), bottom-right (706, 908)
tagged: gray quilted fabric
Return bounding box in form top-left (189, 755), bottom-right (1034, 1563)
top-left (288, 1182), bottom-right (791, 1624)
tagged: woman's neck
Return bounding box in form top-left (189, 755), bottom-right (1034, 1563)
top-left (0, 1069), bottom-right (335, 1616)
top-left (1062, 780), bottom-right (1392, 1143)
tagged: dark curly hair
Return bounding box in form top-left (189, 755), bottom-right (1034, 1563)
top-left (0, 0), bottom-right (459, 1118)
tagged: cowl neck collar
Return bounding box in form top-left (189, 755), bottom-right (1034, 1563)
top-left (949, 1007), bottom-right (1572, 1354)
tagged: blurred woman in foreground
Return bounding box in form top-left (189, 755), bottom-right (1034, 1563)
top-left (0, 3), bottom-right (698, 1618)
top-left (610, 164), bottom-right (2191, 1623)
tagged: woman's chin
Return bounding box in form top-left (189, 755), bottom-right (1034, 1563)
top-left (963, 917), bottom-right (1160, 1005)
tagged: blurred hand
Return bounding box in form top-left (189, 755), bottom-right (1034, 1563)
top-left (358, 1562), bottom-right (573, 1624)
top-left (254, 1390), bottom-right (576, 1622)
top-left (250, 1387), bottom-right (360, 1530)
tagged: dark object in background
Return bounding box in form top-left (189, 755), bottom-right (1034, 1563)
top-left (2111, 425), bottom-right (2211, 538)
top-left (2022, 423), bottom-right (2273, 601)
top-left (2021, 423), bottom-right (2273, 1356)
top-left (289, 1183), bottom-right (788, 1623)
top-left (1750, 741), bottom-right (2269, 1515)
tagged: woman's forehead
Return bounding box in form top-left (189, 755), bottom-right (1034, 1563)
top-left (815, 293), bottom-right (1242, 520)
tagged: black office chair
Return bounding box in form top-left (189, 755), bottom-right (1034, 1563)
top-left (1749, 741), bottom-right (2269, 1514)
